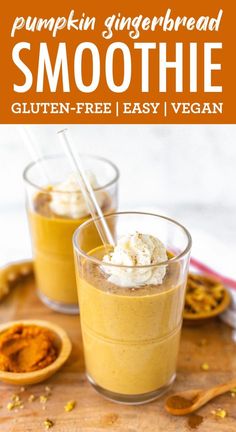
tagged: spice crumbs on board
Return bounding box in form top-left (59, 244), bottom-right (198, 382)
top-left (211, 408), bottom-right (227, 418)
top-left (64, 400), bottom-right (76, 412)
top-left (201, 363), bottom-right (209, 371)
top-left (28, 394), bottom-right (36, 402)
top-left (43, 419), bottom-right (54, 430)
top-left (40, 395), bottom-right (49, 404)
top-left (7, 394), bottom-right (24, 410)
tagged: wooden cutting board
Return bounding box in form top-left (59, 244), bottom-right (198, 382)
top-left (0, 274), bottom-right (236, 432)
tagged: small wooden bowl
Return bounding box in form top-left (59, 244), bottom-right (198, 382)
top-left (183, 289), bottom-right (231, 324)
top-left (183, 274), bottom-right (231, 325)
top-left (0, 320), bottom-right (72, 385)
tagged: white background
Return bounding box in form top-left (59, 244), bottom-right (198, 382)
top-left (0, 124), bottom-right (235, 277)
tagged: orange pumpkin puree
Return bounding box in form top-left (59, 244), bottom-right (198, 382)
top-left (0, 324), bottom-right (58, 372)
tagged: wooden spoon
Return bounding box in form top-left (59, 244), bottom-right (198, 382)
top-left (165, 378), bottom-right (236, 416)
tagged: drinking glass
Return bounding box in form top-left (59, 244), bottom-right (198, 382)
top-left (24, 154), bottom-right (119, 314)
top-left (73, 212), bottom-right (191, 403)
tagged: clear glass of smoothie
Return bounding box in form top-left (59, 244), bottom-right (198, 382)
top-left (23, 154), bottom-right (119, 314)
top-left (73, 212), bottom-right (191, 404)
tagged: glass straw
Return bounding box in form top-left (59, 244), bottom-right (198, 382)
top-left (19, 125), bottom-right (49, 184)
top-left (57, 128), bottom-right (115, 248)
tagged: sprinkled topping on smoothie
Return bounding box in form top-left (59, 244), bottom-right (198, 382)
top-left (49, 172), bottom-right (105, 218)
top-left (102, 232), bottom-right (167, 287)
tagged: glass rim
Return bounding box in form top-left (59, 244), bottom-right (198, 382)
top-left (73, 211), bottom-right (192, 269)
top-left (23, 153), bottom-right (120, 194)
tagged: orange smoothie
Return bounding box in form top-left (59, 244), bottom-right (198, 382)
top-left (77, 246), bottom-right (184, 396)
top-left (29, 191), bottom-right (113, 309)
top-left (24, 155), bottom-right (119, 314)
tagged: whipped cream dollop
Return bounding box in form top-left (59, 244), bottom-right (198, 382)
top-left (102, 232), bottom-right (167, 287)
top-left (49, 172), bottom-right (106, 219)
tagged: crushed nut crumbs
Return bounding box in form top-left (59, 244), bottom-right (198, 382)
top-left (64, 400), bottom-right (76, 412)
top-left (7, 401), bottom-right (23, 410)
top-left (185, 273), bottom-right (226, 315)
top-left (40, 395), bottom-right (48, 404)
top-left (7, 395), bottom-right (23, 410)
top-left (7, 403), bottom-right (14, 411)
top-left (28, 394), bottom-right (36, 402)
top-left (43, 419), bottom-right (54, 429)
top-left (45, 386), bottom-right (52, 394)
top-left (212, 408), bottom-right (227, 418)
top-left (201, 363), bottom-right (209, 371)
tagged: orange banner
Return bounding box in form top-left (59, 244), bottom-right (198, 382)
top-left (0, 0), bottom-right (235, 123)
